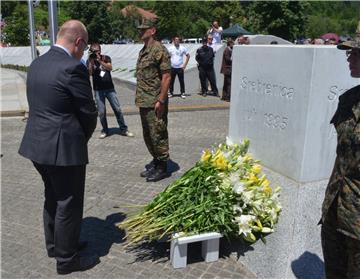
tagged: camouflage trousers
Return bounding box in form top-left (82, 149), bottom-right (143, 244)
top-left (139, 106), bottom-right (169, 162)
top-left (321, 200), bottom-right (360, 279)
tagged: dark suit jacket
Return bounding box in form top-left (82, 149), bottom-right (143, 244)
top-left (220, 46), bottom-right (232, 76)
top-left (19, 46), bottom-right (97, 166)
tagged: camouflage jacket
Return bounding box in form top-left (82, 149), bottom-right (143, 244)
top-left (321, 84), bottom-right (360, 240)
top-left (135, 41), bottom-right (171, 108)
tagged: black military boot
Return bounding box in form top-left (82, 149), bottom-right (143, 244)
top-left (140, 159), bottom-right (158, 177)
top-left (146, 161), bottom-right (168, 182)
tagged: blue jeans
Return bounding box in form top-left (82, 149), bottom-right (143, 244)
top-left (95, 89), bottom-right (128, 134)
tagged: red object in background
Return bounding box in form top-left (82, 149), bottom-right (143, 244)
top-left (321, 33), bottom-right (340, 43)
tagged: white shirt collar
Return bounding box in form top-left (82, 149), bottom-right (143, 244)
top-left (54, 44), bottom-right (72, 57)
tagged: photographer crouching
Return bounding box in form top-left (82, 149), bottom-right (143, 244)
top-left (87, 43), bottom-right (134, 139)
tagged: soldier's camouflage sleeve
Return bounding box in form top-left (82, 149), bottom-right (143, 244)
top-left (155, 45), bottom-right (171, 73)
top-left (321, 85), bottom-right (360, 240)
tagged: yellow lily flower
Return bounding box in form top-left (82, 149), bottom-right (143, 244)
top-left (262, 179), bottom-right (272, 195)
top-left (262, 179), bottom-right (270, 188)
top-left (201, 149), bottom-right (212, 162)
top-left (251, 164), bottom-right (261, 174)
top-left (243, 154), bottom-right (253, 162)
top-left (248, 173), bottom-right (258, 184)
top-left (213, 153), bottom-right (228, 170)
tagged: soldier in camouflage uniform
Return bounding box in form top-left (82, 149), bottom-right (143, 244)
top-left (320, 21), bottom-right (360, 279)
top-left (135, 19), bottom-right (172, 182)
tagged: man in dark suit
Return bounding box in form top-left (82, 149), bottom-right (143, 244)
top-left (19, 20), bottom-right (99, 275)
top-left (220, 38), bottom-right (234, 102)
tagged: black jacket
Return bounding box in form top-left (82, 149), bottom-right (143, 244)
top-left (19, 46), bottom-right (97, 166)
top-left (195, 45), bottom-right (215, 67)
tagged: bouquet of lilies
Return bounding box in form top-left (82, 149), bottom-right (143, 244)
top-left (118, 138), bottom-right (281, 245)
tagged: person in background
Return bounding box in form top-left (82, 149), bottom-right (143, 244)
top-left (220, 38), bottom-right (234, 102)
top-left (320, 21), bottom-right (360, 279)
top-left (168, 36), bottom-right (190, 99)
top-left (237, 35), bottom-right (249, 45)
top-left (196, 36), bottom-right (219, 97)
top-left (87, 43), bottom-right (134, 139)
top-left (207, 21), bottom-right (223, 44)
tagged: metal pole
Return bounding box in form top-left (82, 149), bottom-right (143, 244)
top-left (48, 0), bottom-right (58, 45)
top-left (27, 0), bottom-right (37, 60)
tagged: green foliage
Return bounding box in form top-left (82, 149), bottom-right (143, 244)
top-left (63, 1), bottom-right (112, 43)
top-left (1, 1), bottom-right (18, 18)
top-left (1, 64), bottom-right (29, 72)
top-left (1, 1), bottom-right (359, 45)
top-left (246, 1), bottom-right (309, 41)
top-left (305, 1), bottom-right (360, 38)
top-left (3, 2), bottom-right (29, 46)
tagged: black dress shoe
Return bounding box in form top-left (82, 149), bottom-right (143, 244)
top-left (57, 255), bottom-right (100, 275)
top-left (48, 241), bottom-right (88, 258)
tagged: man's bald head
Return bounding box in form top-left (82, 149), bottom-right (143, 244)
top-left (56, 20), bottom-right (88, 61)
top-left (57, 20), bottom-right (88, 44)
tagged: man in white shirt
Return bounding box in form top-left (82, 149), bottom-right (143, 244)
top-left (207, 21), bottom-right (223, 44)
top-left (168, 36), bottom-right (190, 99)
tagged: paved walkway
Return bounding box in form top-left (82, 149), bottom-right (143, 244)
top-left (1, 77), bottom-right (256, 278)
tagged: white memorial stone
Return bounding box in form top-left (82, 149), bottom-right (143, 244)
top-left (229, 45), bottom-right (359, 182)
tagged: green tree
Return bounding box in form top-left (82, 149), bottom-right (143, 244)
top-left (63, 1), bottom-right (112, 43)
top-left (305, 1), bottom-right (360, 38)
top-left (246, 1), bottom-right (309, 41)
top-left (3, 2), bottom-right (29, 46)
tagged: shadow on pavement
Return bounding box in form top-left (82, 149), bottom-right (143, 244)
top-left (81, 213), bottom-right (126, 257)
top-left (219, 237), bottom-right (254, 260)
top-left (125, 241), bottom-right (170, 264)
top-left (167, 159), bottom-right (180, 175)
top-left (291, 251), bottom-right (325, 279)
top-left (123, 236), bottom-right (255, 265)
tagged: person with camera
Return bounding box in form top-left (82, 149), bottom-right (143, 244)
top-left (207, 21), bottom-right (223, 44)
top-left (87, 43), bottom-right (134, 139)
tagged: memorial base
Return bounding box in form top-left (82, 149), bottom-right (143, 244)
top-left (235, 167), bottom-right (327, 278)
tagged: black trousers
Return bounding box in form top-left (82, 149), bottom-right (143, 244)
top-left (222, 74), bottom-right (231, 101)
top-left (198, 66), bottom-right (218, 94)
top-left (33, 162), bottom-right (86, 267)
top-left (169, 67), bottom-right (185, 94)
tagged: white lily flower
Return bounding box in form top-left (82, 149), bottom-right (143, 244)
top-left (233, 181), bottom-right (245, 194)
top-left (223, 151), bottom-right (231, 159)
top-left (242, 190), bottom-right (254, 204)
top-left (235, 215), bottom-right (256, 235)
top-left (233, 205), bottom-right (242, 213)
top-left (229, 172), bottom-right (239, 184)
top-left (261, 227), bottom-right (274, 233)
top-left (226, 136), bottom-right (234, 146)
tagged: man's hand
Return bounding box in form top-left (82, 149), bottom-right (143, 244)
top-left (154, 101), bottom-right (165, 119)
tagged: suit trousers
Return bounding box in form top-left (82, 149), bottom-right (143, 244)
top-left (198, 66), bottom-right (218, 95)
top-left (33, 162), bottom-right (86, 267)
top-left (169, 67), bottom-right (185, 94)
